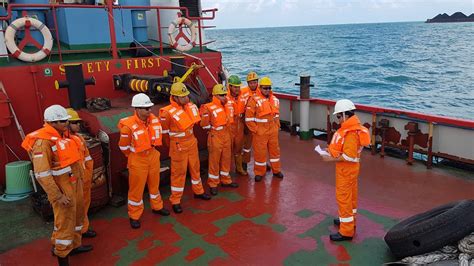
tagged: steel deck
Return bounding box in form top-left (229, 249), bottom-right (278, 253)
top-left (1, 131), bottom-right (473, 265)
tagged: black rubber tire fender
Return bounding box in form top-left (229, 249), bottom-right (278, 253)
top-left (384, 200), bottom-right (474, 259)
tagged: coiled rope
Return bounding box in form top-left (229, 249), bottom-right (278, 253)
top-left (400, 232), bottom-right (474, 265)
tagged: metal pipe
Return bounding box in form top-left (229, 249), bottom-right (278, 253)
top-left (296, 75), bottom-right (312, 140)
top-left (106, 0), bottom-right (118, 59)
top-left (30, 66), bottom-right (43, 125)
top-left (157, 9), bottom-right (163, 56)
top-left (51, 6), bottom-right (62, 63)
top-left (326, 106), bottom-right (331, 144)
top-left (198, 20), bottom-right (203, 53)
top-left (427, 122), bottom-right (434, 169)
top-left (371, 113), bottom-right (377, 155)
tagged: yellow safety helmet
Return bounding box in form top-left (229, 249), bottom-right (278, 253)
top-left (247, 71), bottom-right (258, 82)
top-left (260, 76), bottom-right (272, 86)
top-left (66, 108), bottom-right (81, 121)
top-left (170, 82), bottom-right (190, 97)
top-left (212, 84), bottom-right (227, 95)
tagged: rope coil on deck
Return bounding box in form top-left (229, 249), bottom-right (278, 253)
top-left (399, 233), bottom-right (474, 265)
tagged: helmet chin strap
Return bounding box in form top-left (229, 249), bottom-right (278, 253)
top-left (343, 113), bottom-right (346, 122)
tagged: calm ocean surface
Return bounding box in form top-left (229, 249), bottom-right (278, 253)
top-left (206, 22), bottom-right (474, 120)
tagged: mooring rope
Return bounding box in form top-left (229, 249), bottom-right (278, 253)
top-left (399, 233), bottom-right (474, 265)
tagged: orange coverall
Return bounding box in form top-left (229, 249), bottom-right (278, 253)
top-left (22, 124), bottom-right (84, 258)
top-left (245, 89), bottom-right (281, 176)
top-left (200, 96), bottom-right (234, 187)
top-left (328, 115), bottom-right (370, 237)
top-left (118, 113), bottom-right (164, 220)
top-left (71, 133), bottom-right (94, 234)
top-left (227, 87), bottom-right (250, 167)
top-left (160, 98), bottom-right (204, 205)
top-left (241, 86), bottom-right (255, 164)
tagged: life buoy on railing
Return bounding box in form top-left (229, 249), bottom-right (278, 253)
top-left (167, 17), bottom-right (197, 52)
top-left (5, 17), bottom-right (53, 62)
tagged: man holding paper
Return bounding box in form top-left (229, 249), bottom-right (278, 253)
top-left (319, 99), bottom-right (370, 242)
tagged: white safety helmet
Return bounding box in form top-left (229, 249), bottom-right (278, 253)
top-left (44, 105), bottom-right (71, 122)
top-left (333, 99), bottom-right (356, 115)
top-left (131, 93), bottom-right (153, 108)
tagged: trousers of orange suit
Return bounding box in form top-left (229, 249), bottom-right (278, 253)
top-left (51, 163), bottom-right (85, 257)
top-left (169, 136), bottom-right (205, 205)
top-left (252, 128), bottom-right (281, 176)
top-left (208, 128), bottom-right (232, 187)
top-left (230, 117), bottom-right (245, 157)
top-left (335, 161), bottom-right (359, 237)
top-left (81, 160), bottom-right (93, 233)
top-left (127, 148), bottom-right (163, 220)
top-left (242, 131), bottom-right (252, 163)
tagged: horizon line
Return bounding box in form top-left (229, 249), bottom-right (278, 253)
top-left (208, 20), bottom-right (427, 30)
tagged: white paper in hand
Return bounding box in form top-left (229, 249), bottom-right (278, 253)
top-left (314, 145), bottom-right (330, 156)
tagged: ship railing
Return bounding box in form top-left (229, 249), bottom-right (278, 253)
top-left (0, 3), bottom-right (217, 62)
top-left (276, 92), bottom-right (474, 168)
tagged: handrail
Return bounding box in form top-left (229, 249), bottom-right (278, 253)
top-left (275, 92), bottom-right (474, 129)
top-left (0, 3), bottom-right (217, 63)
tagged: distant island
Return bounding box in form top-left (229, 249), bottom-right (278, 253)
top-left (426, 12), bottom-right (474, 23)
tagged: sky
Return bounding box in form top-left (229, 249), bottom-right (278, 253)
top-left (201, 0), bottom-right (474, 29)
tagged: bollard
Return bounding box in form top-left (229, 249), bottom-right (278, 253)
top-left (55, 63), bottom-right (95, 109)
top-left (295, 74), bottom-right (314, 140)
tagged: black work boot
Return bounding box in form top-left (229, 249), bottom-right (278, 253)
top-left (273, 172), bottom-right (284, 179)
top-left (194, 193), bottom-right (211, 200)
top-left (152, 208), bottom-right (170, 216)
top-left (172, 204), bottom-right (183, 214)
top-left (330, 232), bottom-right (353, 241)
top-left (254, 175), bottom-right (263, 182)
top-left (129, 218), bottom-right (140, 229)
top-left (69, 245), bottom-right (93, 256)
top-left (57, 255), bottom-right (69, 266)
top-left (221, 182), bottom-right (239, 188)
top-left (82, 229), bottom-right (97, 238)
top-left (210, 187), bottom-right (218, 196)
top-left (266, 164), bottom-right (272, 172)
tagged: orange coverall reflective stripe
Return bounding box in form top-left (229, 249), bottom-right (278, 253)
top-left (245, 89), bottom-right (281, 176)
top-left (118, 113), bottom-right (164, 220)
top-left (160, 99), bottom-right (204, 205)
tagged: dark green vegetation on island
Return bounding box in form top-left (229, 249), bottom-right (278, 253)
top-left (426, 12), bottom-right (474, 23)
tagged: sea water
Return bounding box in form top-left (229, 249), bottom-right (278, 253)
top-left (207, 22), bottom-right (474, 120)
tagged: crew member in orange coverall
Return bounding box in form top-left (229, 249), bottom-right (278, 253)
top-left (320, 99), bottom-right (371, 241)
top-left (160, 82), bottom-right (211, 214)
top-left (22, 105), bottom-right (92, 266)
top-left (118, 93), bottom-right (170, 229)
top-left (241, 72), bottom-right (259, 171)
top-left (226, 75), bottom-right (250, 176)
top-left (245, 77), bottom-right (284, 182)
top-left (201, 84), bottom-right (239, 195)
top-left (66, 108), bottom-right (96, 238)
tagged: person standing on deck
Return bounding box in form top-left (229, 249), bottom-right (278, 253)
top-left (320, 99), bottom-right (371, 241)
top-left (21, 105), bottom-right (92, 266)
top-left (245, 77), bottom-right (284, 182)
top-left (241, 71), bottom-right (259, 172)
top-left (66, 108), bottom-right (96, 238)
top-left (200, 84), bottom-right (239, 195)
top-left (118, 93), bottom-right (170, 229)
top-left (160, 82), bottom-right (211, 214)
top-left (226, 75), bottom-right (250, 176)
